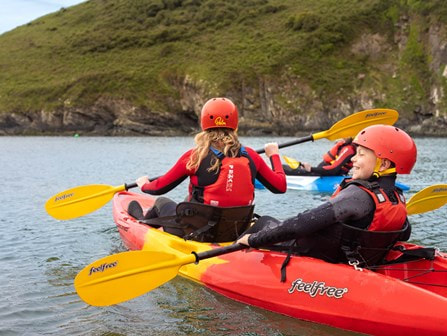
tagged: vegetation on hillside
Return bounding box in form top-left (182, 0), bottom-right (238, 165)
top-left (0, 0), bottom-right (446, 116)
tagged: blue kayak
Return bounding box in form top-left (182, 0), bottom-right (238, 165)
top-left (255, 175), bottom-right (410, 193)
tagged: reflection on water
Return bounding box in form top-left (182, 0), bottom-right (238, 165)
top-left (0, 136), bottom-right (445, 335)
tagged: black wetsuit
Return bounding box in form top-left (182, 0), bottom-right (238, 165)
top-left (247, 176), bottom-right (410, 263)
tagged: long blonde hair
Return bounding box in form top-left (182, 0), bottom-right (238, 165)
top-left (187, 128), bottom-right (242, 173)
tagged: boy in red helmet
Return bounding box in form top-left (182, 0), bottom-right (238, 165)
top-left (130, 97), bottom-right (286, 239)
top-left (238, 125), bottom-right (417, 267)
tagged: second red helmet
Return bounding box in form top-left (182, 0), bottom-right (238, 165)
top-left (200, 98), bottom-right (238, 131)
top-left (353, 125), bottom-right (417, 174)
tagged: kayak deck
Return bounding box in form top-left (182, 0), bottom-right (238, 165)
top-left (113, 192), bottom-right (447, 336)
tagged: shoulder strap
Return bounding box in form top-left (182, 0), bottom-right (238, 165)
top-left (343, 179), bottom-right (380, 190)
top-left (209, 146), bottom-right (225, 159)
top-left (342, 179), bottom-right (387, 203)
top-left (240, 146), bottom-right (257, 184)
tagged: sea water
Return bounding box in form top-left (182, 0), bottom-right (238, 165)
top-left (0, 136), bottom-right (446, 336)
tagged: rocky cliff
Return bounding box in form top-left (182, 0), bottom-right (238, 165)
top-left (0, 0), bottom-right (446, 136)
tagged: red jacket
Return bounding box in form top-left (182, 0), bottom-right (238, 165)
top-left (141, 146), bottom-right (286, 205)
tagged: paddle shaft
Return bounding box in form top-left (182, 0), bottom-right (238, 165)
top-left (124, 182), bottom-right (138, 190)
top-left (256, 135), bottom-right (313, 154)
top-left (195, 243), bottom-right (246, 261)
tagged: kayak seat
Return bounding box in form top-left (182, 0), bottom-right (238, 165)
top-left (127, 200), bottom-right (144, 220)
top-left (340, 220), bottom-right (410, 267)
top-left (142, 202), bottom-right (255, 243)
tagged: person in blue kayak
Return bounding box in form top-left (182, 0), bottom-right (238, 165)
top-left (238, 125), bottom-right (417, 269)
top-left (284, 137), bottom-right (356, 176)
top-left (129, 97), bottom-right (287, 241)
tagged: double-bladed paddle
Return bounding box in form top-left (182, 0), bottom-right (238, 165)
top-left (74, 182), bottom-right (446, 307)
top-left (46, 108), bottom-right (398, 220)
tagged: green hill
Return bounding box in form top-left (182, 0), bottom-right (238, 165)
top-left (0, 0), bottom-right (446, 135)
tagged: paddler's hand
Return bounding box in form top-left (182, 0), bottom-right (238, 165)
top-left (302, 162), bottom-right (312, 172)
top-left (237, 234), bottom-right (251, 246)
top-left (136, 175), bottom-right (150, 189)
top-left (264, 143), bottom-right (279, 158)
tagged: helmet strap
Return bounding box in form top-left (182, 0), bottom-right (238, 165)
top-left (372, 158), bottom-right (396, 178)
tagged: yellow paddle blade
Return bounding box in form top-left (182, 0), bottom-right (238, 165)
top-left (283, 155), bottom-right (301, 169)
top-left (407, 184), bottom-right (447, 215)
top-left (45, 184), bottom-right (126, 220)
top-left (312, 109), bottom-right (399, 141)
top-left (75, 250), bottom-right (196, 306)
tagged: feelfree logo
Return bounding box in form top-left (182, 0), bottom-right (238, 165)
top-left (288, 278), bottom-right (348, 299)
top-left (89, 261), bottom-right (118, 275)
top-left (55, 193), bottom-right (74, 202)
top-left (365, 111), bottom-right (386, 118)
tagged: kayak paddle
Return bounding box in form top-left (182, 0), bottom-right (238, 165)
top-left (74, 182), bottom-right (446, 307)
top-left (406, 184), bottom-right (447, 215)
top-left (74, 243), bottom-right (246, 306)
top-left (46, 108), bottom-right (398, 220)
top-left (45, 183), bottom-right (137, 220)
top-left (257, 108), bottom-right (399, 154)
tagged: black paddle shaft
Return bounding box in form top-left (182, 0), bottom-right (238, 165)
top-left (125, 177), bottom-right (159, 190)
top-left (125, 182), bottom-right (138, 190)
top-left (193, 243), bottom-right (247, 263)
top-left (256, 134), bottom-right (314, 154)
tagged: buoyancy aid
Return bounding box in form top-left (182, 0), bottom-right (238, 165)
top-left (292, 179), bottom-right (409, 266)
top-left (322, 139), bottom-right (354, 172)
top-left (332, 179), bottom-right (407, 231)
top-left (190, 146), bottom-right (256, 207)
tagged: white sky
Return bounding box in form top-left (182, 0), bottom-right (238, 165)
top-left (0, 0), bottom-right (87, 35)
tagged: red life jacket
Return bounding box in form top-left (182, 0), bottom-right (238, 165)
top-left (190, 147), bottom-right (255, 207)
top-left (332, 179), bottom-right (407, 231)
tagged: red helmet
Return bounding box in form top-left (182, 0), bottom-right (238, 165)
top-left (200, 98), bottom-right (238, 131)
top-left (353, 125), bottom-right (417, 174)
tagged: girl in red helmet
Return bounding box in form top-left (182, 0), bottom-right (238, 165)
top-left (238, 125), bottom-right (417, 268)
top-left (129, 97), bottom-right (286, 237)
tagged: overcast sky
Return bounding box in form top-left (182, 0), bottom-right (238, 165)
top-left (0, 0), bottom-right (87, 35)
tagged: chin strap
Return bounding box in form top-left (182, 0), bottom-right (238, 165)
top-left (372, 158), bottom-right (396, 178)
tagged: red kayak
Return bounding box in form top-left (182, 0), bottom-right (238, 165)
top-left (113, 191), bottom-right (447, 336)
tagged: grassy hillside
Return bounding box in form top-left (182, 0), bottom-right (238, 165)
top-left (0, 0), bottom-right (446, 116)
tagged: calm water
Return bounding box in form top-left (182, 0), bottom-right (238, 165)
top-left (1, 136), bottom-right (446, 336)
